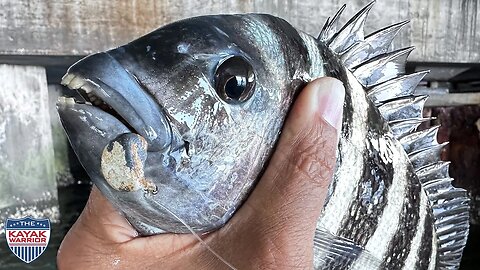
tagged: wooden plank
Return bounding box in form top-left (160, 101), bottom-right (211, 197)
top-left (410, 0), bottom-right (480, 64)
top-left (425, 92), bottom-right (480, 107)
top-left (0, 0), bottom-right (478, 63)
top-left (48, 85), bottom-right (73, 185)
top-left (0, 65), bottom-right (57, 209)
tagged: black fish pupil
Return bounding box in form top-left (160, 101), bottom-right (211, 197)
top-left (225, 76), bottom-right (246, 100)
top-left (214, 56), bottom-right (255, 104)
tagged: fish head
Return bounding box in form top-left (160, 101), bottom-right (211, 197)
top-left (57, 14), bottom-right (322, 233)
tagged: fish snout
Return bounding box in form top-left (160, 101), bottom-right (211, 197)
top-left (60, 52), bottom-right (173, 152)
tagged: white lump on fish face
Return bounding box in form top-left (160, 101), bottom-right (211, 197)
top-left (58, 4), bottom-right (470, 269)
top-left (133, 15), bottom-right (318, 232)
top-left (58, 14), bottom-right (322, 234)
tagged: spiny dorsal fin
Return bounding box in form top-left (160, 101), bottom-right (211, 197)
top-left (367, 71), bottom-right (429, 105)
top-left (377, 95), bottom-right (428, 122)
top-left (399, 125), bottom-right (440, 153)
top-left (409, 142), bottom-right (448, 169)
top-left (318, 4), bottom-right (346, 42)
top-left (389, 118), bottom-right (431, 139)
top-left (328, 1), bottom-right (375, 53)
top-left (318, 2), bottom-right (470, 269)
top-left (353, 47), bottom-right (414, 87)
top-left (342, 20), bottom-right (409, 69)
top-left (416, 161), bottom-right (451, 182)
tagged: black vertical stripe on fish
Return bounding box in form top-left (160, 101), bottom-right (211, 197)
top-left (56, 4), bottom-right (471, 269)
top-left (320, 45), bottom-right (355, 138)
top-left (336, 132), bottom-right (394, 246)
top-left (401, 181), bottom-right (433, 269)
top-left (317, 47), bottom-right (356, 209)
top-left (319, 66), bottom-right (394, 248)
top-left (334, 102), bottom-right (394, 247)
top-left (415, 210), bottom-right (435, 269)
top-left (380, 169), bottom-right (422, 269)
top-left (256, 15), bottom-right (312, 82)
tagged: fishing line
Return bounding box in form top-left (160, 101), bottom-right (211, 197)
top-left (151, 200), bottom-right (238, 270)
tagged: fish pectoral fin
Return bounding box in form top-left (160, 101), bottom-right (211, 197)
top-left (313, 227), bottom-right (382, 270)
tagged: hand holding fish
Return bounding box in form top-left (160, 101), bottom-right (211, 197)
top-left (56, 5), bottom-right (471, 268)
top-left (57, 77), bottom-right (345, 269)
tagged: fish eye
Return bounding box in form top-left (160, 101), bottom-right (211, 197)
top-left (214, 56), bottom-right (255, 104)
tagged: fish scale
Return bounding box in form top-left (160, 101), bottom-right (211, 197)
top-left (56, 2), bottom-right (469, 269)
top-left (313, 3), bottom-right (469, 269)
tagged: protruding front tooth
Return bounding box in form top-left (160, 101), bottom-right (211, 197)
top-left (66, 97), bottom-right (76, 105)
top-left (57, 96), bottom-right (76, 106)
top-left (57, 96), bottom-right (67, 104)
top-left (68, 77), bottom-right (86, 90)
top-left (81, 84), bottom-right (93, 93)
top-left (61, 74), bottom-right (75, 86)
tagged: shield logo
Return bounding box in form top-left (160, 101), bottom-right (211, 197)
top-left (4, 216), bottom-right (50, 263)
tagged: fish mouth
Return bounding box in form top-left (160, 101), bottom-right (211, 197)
top-left (57, 52), bottom-right (172, 153)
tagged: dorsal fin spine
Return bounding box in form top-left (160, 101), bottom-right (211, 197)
top-left (318, 2), bottom-right (470, 269)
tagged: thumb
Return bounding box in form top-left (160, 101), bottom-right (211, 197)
top-left (241, 77), bottom-right (345, 235)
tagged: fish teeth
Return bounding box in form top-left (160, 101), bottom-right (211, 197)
top-left (80, 83), bottom-right (94, 94)
top-left (62, 75), bottom-right (103, 106)
top-left (66, 97), bottom-right (76, 105)
top-left (68, 76), bottom-right (86, 90)
top-left (57, 96), bottom-right (76, 105)
top-left (92, 99), bottom-right (103, 106)
top-left (61, 73), bottom-right (75, 86)
top-left (83, 87), bottom-right (104, 106)
top-left (57, 96), bottom-right (66, 104)
top-left (61, 73), bottom-right (89, 91)
top-left (87, 92), bottom-right (96, 100)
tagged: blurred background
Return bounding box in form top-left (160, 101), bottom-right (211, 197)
top-left (0, 0), bottom-right (479, 269)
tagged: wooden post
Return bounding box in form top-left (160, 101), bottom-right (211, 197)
top-left (48, 85), bottom-right (73, 186)
top-left (0, 65), bottom-right (58, 213)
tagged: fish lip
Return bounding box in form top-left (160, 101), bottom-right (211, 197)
top-left (56, 99), bottom-right (132, 176)
top-left (60, 60), bottom-right (173, 152)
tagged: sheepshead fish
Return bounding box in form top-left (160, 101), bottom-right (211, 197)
top-left (57, 2), bottom-right (469, 269)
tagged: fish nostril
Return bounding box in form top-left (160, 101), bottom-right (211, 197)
top-left (183, 140), bottom-right (191, 157)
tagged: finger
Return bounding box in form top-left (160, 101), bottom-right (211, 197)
top-left (58, 186), bottom-right (138, 269)
top-left (73, 186), bottom-right (138, 243)
top-left (242, 77), bottom-right (345, 232)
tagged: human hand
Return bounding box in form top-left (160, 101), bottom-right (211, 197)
top-left (57, 77), bottom-right (345, 270)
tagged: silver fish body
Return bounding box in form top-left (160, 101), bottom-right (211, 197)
top-left (57, 3), bottom-right (469, 269)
